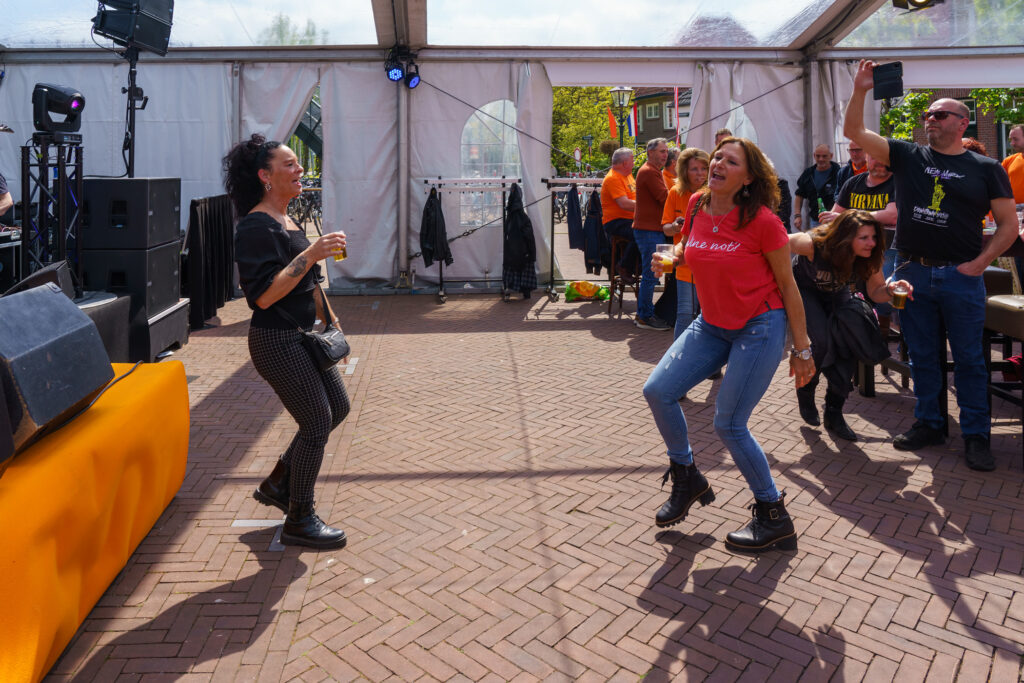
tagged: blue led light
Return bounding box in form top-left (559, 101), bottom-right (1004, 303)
top-left (406, 73), bottom-right (420, 89)
top-left (387, 66), bottom-right (404, 82)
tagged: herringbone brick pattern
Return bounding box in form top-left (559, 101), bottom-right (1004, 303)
top-left (44, 282), bottom-right (1024, 681)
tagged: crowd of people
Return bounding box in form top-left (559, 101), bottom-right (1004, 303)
top-left (595, 59), bottom-right (1020, 554)
top-left (221, 61), bottom-right (1020, 556)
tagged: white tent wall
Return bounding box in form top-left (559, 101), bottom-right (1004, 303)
top-left (240, 63), bottom-right (322, 143)
top-left (320, 61), bottom-right (399, 290)
top-left (403, 60), bottom-right (551, 288)
top-left (0, 61), bottom-right (234, 233)
top-left (688, 61), bottom-right (805, 202)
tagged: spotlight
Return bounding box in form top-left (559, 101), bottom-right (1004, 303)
top-left (32, 83), bottom-right (86, 135)
top-left (385, 48), bottom-right (405, 82)
top-left (892, 0), bottom-right (941, 10)
top-left (404, 62), bottom-right (420, 89)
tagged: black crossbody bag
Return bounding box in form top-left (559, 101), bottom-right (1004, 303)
top-left (274, 283), bottom-right (350, 370)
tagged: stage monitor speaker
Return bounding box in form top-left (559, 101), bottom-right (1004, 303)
top-left (81, 241), bottom-right (180, 316)
top-left (0, 283), bottom-right (114, 460)
top-left (2, 260), bottom-right (75, 300)
top-left (82, 177), bottom-right (180, 250)
top-left (92, 1), bottom-right (174, 56)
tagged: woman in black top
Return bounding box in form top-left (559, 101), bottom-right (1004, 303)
top-left (225, 134), bottom-right (349, 549)
top-left (789, 210), bottom-right (912, 441)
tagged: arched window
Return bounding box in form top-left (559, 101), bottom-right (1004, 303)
top-left (460, 99), bottom-right (521, 229)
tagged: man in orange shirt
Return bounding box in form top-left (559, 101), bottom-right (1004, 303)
top-left (633, 138), bottom-right (671, 330)
top-left (601, 148), bottom-right (638, 282)
top-left (1001, 124), bottom-right (1024, 204)
top-left (663, 147), bottom-right (679, 193)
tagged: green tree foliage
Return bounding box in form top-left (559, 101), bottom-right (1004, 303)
top-left (551, 87), bottom-right (634, 176)
top-left (969, 88), bottom-right (1024, 124)
top-left (257, 14), bottom-right (328, 46)
top-left (880, 90), bottom-right (934, 140)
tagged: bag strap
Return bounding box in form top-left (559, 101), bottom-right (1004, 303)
top-left (272, 281), bottom-right (334, 332)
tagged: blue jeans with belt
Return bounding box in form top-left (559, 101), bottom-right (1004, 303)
top-left (643, 308), bottom-right (787, 501)
top-left (896, 256), bottom-right (989, 437)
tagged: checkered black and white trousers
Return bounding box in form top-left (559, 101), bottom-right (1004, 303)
top-left (248, 326), bottom-right (350, 504)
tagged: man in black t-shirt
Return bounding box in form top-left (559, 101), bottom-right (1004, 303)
top-left (793, 145), bottom-right (840, 231)
top-left (820, 153), bottom-right (896, 227)
top-left (844, 60), bottom-right (1019, 472)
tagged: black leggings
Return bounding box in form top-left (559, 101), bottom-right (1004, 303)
top-left (248, 327), bottom-right (350, 504)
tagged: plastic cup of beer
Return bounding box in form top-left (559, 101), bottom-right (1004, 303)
top-left (655, 244), bottom-right (675, 271)
top-left (892, 282), bottom-right (909, 310)
top-left (333, 246), bottom-right (347, 262)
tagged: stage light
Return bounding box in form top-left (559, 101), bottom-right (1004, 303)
top-left (892, 0), bottom-right (941, 10)
top-left (385, 48), bottom-right (405, 82)
top-left (32, 83), bottom-right (86, 134)
top-left (92, 0), bottom-right (174, 56)
top-left (404, 62), bottom-right (420, 89)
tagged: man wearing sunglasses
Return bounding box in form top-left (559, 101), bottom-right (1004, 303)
top-left (843, 59), bottom-right (1019, 472)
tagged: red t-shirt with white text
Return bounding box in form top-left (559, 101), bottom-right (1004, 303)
top-left (683, 195), bottom-right (788, 330)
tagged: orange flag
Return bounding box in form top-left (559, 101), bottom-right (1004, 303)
top-left (607, 107), bottom-right (617, 138)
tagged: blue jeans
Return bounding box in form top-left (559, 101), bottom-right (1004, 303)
top-left (643, 308), bottom-right (787, 501)
top-left (633, 229), bottom-right (664, 320)
top-left (897, 257), bottom-right (989, 437)
top-left (675, 279), bottom-right (698, 339)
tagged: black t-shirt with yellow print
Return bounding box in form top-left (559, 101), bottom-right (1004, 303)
top-left (887, 138), bottom-right (1012, 263)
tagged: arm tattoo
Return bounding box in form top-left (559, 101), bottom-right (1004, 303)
top-left (286, 255), bottom-right (308, 277)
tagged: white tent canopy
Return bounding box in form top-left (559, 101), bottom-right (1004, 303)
top-left (1, 0), bottom-right (1022, 291)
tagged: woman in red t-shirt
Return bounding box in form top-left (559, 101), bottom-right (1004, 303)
top-left (644, 138), bottom-right (816, 553)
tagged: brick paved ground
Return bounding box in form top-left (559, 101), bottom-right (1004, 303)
top-left (45, 236), bottom-right (1024, 681)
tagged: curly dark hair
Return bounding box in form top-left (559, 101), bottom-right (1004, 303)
top-left (810, 209), bottom-right (884, 284)
top-left (693, 137), bottom-right (780, 229)
top-left (223, 133), bottom-right (282, 218)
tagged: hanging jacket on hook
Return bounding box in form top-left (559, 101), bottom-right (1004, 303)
top-left (420, 187), bottom-right (453, 268)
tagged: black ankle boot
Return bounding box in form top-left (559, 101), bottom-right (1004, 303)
top-left (796, 389), bottom-right (819, 426)
top-left (281, 501), bottom-right (347, 549)
top-left (725, 493), bottom-right (797, 553)
top-left (253, 459), bottom-right (290, 513)
top-left (655, 461), bottom-right (715, 528)
top-left (823, 395), bottom-right (857, 441)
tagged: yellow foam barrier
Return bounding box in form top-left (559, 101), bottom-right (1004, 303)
top-left (0, 361), bottom-right (189, 683)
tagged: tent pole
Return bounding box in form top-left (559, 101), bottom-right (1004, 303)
top-left (397, 82), bottom-right (410, 286)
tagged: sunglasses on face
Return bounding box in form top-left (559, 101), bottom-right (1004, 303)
top-left (921, 110), bottom-right (965, 122)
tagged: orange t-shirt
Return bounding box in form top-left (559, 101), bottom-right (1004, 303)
top-left (600, 169), bottom-right (636, 223)
top-left (660, 186), bottom-right (694, 283)
top-left (1001, 153), bottom-right (1024, 203)
top-left (662, 169), bottom-right (676, 192)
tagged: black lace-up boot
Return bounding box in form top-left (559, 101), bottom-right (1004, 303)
top-left (725, 493), bottom-right (797, 553)
top-left (281, 501), bottom-right (347, 549)
top-left (655, 461), bottom-right (716, 528)
top-left (253, 459), bottom-right (290, 512)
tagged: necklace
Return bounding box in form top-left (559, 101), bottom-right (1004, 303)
top-left (709, 206), bottom-right (734, 233)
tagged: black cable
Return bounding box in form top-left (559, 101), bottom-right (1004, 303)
top-left (45, 361), bottom-right (144, 441)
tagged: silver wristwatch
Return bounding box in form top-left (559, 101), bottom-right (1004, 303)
top-left (790, 346), bottom-right (812, 361)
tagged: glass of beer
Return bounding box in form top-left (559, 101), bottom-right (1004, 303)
top-left (655, 244), bottom-right (675, 273)
top-left (892, 282), bottom-right (909, 310)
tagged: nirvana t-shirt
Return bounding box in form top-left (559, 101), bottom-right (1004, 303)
top-left (887, 139), bottom-right (1012, 262)
top-left (683, 196), bottom-right (788, 330)
top-left (836, 173), bottom-right (895, 222)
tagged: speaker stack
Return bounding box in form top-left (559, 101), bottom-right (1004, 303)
top-left (81, 177), bottom-right (189, 362)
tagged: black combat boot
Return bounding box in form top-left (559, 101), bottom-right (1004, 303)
top-left (655, 461), bottom-right (716, 528)
top-left (281, 501), bottom-right (347, 549)
top-left (725, 493), bottom-right (797, 553)
top-left (823, 393), bottom-right (857, 441)
top-left (796, 386), bottom-right (820, 426)
top-left (253, 459), bottom-right (290, 513)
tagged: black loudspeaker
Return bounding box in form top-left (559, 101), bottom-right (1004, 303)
top-left (92, 1), bottom-right (174, 56)
top-left (2, 260), bottom-right (75, 300)
top-left (0, 283), bottom-right (114, 460)
top-left (0, 233), bottom-right (17, 292)
top-left (82, 177), bottom-right (180, 250)
top-left (81, 241), bottom-right (180, 317)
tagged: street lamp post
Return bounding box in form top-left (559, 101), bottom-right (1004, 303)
top-left (581, 134), bottom-right (593, 171)
top-left (609, 86), bottom-right (634, 149)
